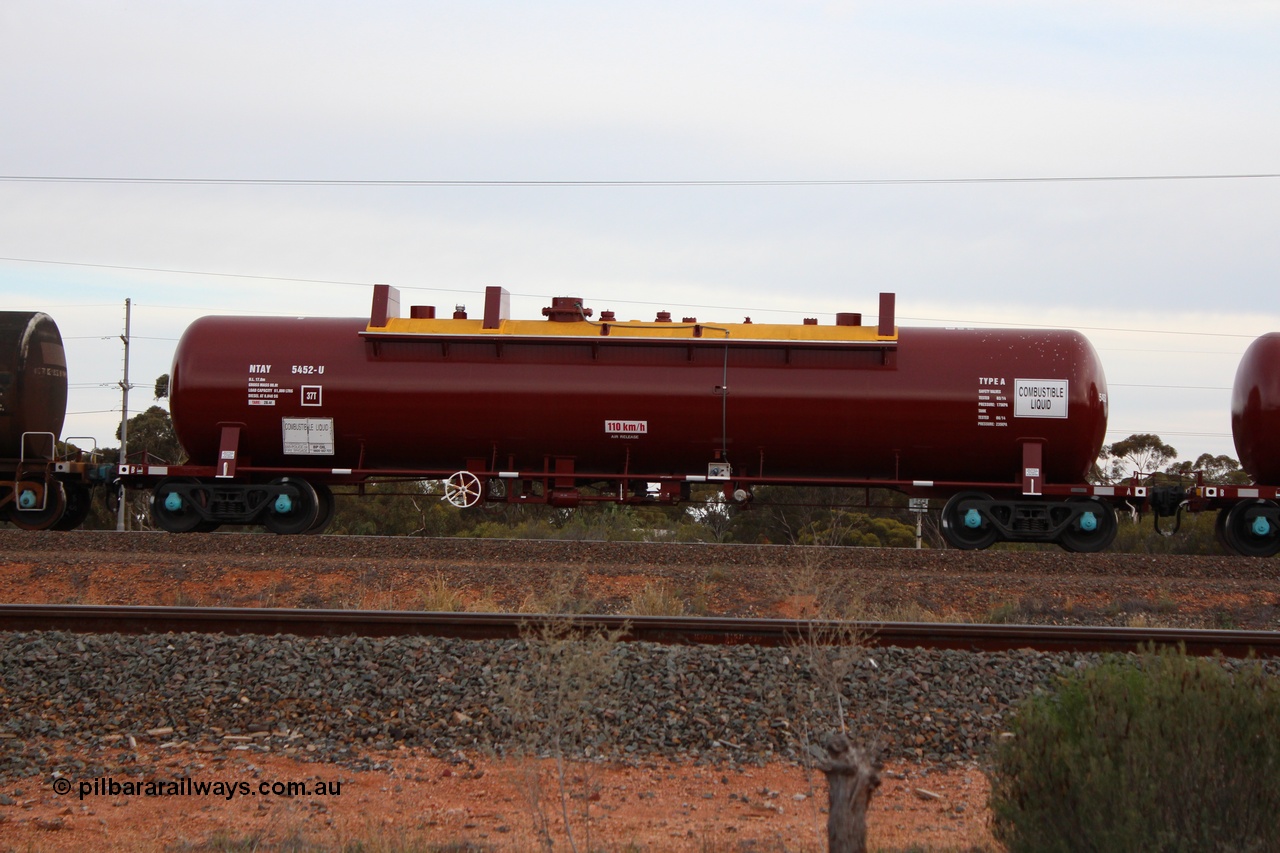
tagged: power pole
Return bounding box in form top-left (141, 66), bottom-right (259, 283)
top-left (117, 298), bottom-right (131, 532)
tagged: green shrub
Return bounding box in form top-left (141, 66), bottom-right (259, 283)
top-left (988, 647), bottom-right (1280, 852)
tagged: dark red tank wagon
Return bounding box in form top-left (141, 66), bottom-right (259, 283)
top-left (126, 285), bottom-right (1138, 549)
top-left (0, 312), bottom-right (101, 529)
top-left (0, 311), bottom-right (67, 458)
top-left (1189, 333), bottom-right (1280, 556)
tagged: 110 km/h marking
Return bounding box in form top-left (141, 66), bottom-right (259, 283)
top-left (605, 420), bottom-right (648, 435)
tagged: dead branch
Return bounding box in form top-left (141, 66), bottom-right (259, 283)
top-left (810, 731), bottom-right (882, 853)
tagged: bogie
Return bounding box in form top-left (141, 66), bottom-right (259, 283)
top-left (941, 493), bottom-right (1119, 553)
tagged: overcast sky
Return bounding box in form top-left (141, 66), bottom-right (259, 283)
top-left (2, 0), bottom-right (1277, 466)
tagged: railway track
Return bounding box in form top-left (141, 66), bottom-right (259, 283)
top-left (2, 604), bottom-right (1277, 658)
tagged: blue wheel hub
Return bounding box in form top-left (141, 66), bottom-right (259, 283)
top-left (274, 494), bottom-right (294, 514)
top-left (1079, 511), bottom-right (1098, 532)
top-left (1251, 515), bottom-right (1271, 537)
top-left (963, 508), bottom-right (983, 529)
top-left (164, 492), bottom-right (184, 512)
top-left (18, 489), bottom-right (37, 509)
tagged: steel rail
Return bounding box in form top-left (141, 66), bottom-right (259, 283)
top-left (1, 605), bottom-right (1277, 658)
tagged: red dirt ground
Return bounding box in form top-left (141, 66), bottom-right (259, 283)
top-left (0, 746), bottom-right (993, 852)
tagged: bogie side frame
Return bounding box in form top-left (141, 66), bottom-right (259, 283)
top-left (115, 450), bottom-right (1156, 553)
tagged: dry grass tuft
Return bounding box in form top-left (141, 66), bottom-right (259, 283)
top-left (627, 581), bottom-right (686, 616)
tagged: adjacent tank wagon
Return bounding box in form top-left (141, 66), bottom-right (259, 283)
top-left (0, 312), bottom-right (67, 457)
top-left (1202, 333), bottom-right (1280, 556)
top-left (0, 311), bottom-right (103, 529)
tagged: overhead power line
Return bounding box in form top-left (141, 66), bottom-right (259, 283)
top-left (1109, 383), bottom-right (1231, 391)
top-left (1, 173), bottom-right (1278, 187)
top-left (0, 254), bottom-right (1269, 341)
top-left (2, 252), bottom-right (1269, 338)
top-left (0, 255), bottom-right (373, 289)
top-left (1107, 429), bottom-right (1232, 438)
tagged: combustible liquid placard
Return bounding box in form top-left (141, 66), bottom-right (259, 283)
top-left (1014, 379), bottom-right (1069, 418)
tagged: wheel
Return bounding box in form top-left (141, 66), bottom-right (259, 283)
top-left (1057, 499), bottom-right (1118, 553)
top-left (305, 482), bottom-right (335, 534)
top-left (52, 482), bottom-right (93, 530)
top-left (262, 477), bottom-right (320, 535)
top-left (940, 491), bottom-right (999, 550)
top-left (444, 471), bottom-right (483, 508)
top-left (1221, 500), bottom-right (1280, 557)
top-left (9, 481), bottom-right (67, 531)
top-left (151, 477), bottom-right (208, 533)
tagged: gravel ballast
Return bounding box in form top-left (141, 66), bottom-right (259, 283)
top-left (0, 629), bottom-right (1124, 781)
